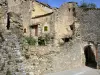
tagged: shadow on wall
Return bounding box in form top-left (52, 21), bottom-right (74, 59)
top-left (84, 45), bottom-right (97, 69)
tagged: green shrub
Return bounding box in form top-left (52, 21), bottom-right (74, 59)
top-left (45, 34), bottom-right (51, 44)
top-left (88, 3), bottom-right (96, 8)
top-left (38, 34), bottom-right (52, 46)
top-left (6, 70), bottom-right (12, 75)
top-left (80, 2), bottom-right (88, 8)
top-left (25, 37), bottom-right (36, 45)
top-left (80, 2), bottom-right (96, 8)
top-left (24, 34), bottom-right (54, 46)
top-left (38, 36), bottom-right (45, 46)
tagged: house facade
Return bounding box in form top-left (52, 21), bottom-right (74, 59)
top-left (23, 0), bottom-right (53, 37)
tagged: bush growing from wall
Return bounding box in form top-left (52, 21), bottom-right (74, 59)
top-left (24, 37), bottom-right (36, 45)
top-left (38, 34), bottom-right (53, 46)
top-left (38, 36), bottom-right (45, 46)
top-left (23, 34), bottom-right (54, 46)
top-left (6, 69), bottom-right (12, 75)
top-left (80, 2), bottom-right (96, 8)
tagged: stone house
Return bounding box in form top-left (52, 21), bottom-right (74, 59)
top-left (20, 1), bottom-right (100, 69)
top-left (3, 0), bottom-right (54, 42)
top-left (24, 0), bottom-right (53, 37)
top-left (1, 0), bottom-right (100, 74)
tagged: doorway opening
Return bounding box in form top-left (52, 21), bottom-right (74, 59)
top-left (84, 45), bottom-right (97, 69)
top-left (30, 25), bottom-right (38, 36)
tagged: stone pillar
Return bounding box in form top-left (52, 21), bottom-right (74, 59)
top-left (97, 44), bottom-right (100, 69)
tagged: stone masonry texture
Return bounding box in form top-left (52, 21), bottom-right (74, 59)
top-left (0, 0), bottom-right (100, 75)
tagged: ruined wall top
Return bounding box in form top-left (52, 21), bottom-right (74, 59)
top-left (61, 2), bottom-right (78, 9)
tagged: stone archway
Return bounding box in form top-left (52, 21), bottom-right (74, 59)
top-left (84, 44), bottom-right (97, 69)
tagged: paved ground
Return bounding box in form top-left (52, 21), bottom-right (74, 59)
top-left (45, 67), bottom-right (100, 75)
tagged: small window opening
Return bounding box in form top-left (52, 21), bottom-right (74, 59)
top-left (33, 9), bottom-right (35, 11)
top-left (6, 13), bottom-right (10, 30)
top-left (70, 24), bottom-right (75, 35)
top-left (62, 37), bottom-right (72, 42)
top-left (68, 8), bottom-right (70, 12)
top-left (44, 26), bottom-right (48, 31)
top-left (24, 28), bottom-right (26, 33)
top-left (70, 25), bottom-right (74, 30)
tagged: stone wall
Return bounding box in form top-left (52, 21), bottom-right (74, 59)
top-left (7, 0), bottom-right (21, 14)
top-left (20, 0), bottom-right (33, 36)
top-left (22, 42), bottom-right (84, 75)
top-left (30, 15), bottom-right (51, 37)
top-left (0, 1), bottom-right (26, 75)
top-left (48, 2), bottom-right (78, 46)
top-left (0, 0), bottom-right (7, 31)
top-left (7, 0), bottom-right (33, 36)
top-left (0, 15), bottom-right (25, 75)
top-left (76, 8), bottom-right (100, 44)
top-left (75, 8), bottom-right (100, 68)
top-left (1, 1), bottom-right (100, 75)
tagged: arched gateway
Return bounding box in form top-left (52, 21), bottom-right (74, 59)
top-left (84, 42), bottom-right (97, 69)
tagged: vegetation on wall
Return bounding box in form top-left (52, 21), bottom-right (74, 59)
top-left (38, 34), bottom-right (51, 46)
top-left (88, 3), bottom-right (96, 8)
top-left (23, 34), bottom-right (53, 46)
top-left (24, 37), bottom-right (37, 45)
top-left (6, 69), bottom-right (12, 75)
top-left (80, 2), bottom-right (96, 8)
top-left (38, 36), bottom-right (45, 46)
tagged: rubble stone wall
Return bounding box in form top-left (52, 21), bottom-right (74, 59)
top-left (1, 1), bottom-right (100, 75)
top-left (48, 2), bottom-right (78, 46)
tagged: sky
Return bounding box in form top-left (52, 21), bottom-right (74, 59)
top-left (37, 0), bottom-right (100, 8)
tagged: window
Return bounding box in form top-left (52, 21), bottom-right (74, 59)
top-left (33, 9), bottom-right (35, 11)
top-left (24, 28), bottom-right (26, 33)
top-left (62, 37), bottom-right (72, 42)
top-left (44, 26), bottom-right (48, 31)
